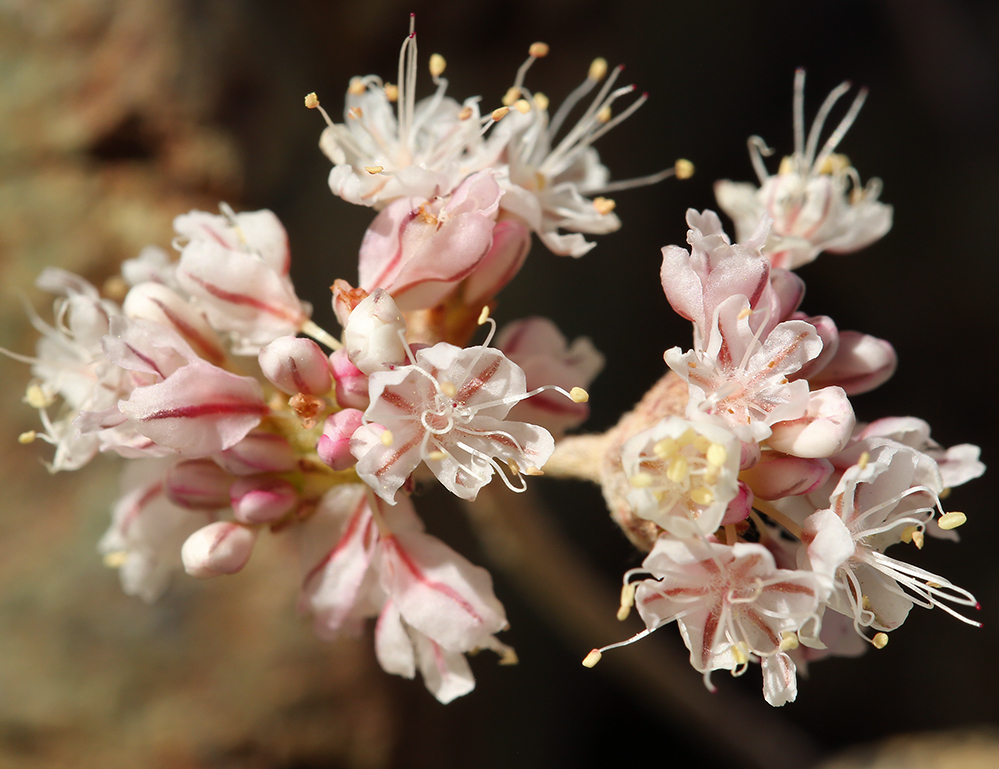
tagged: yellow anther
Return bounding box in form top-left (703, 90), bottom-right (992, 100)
top-left (653, 437), bottom-right (677, 459)
top-left (706, 442), bottom-right (727, 467)
top-left (778, 156), bottom-right (794, 175)
top-left (18, 430), bottom-right (36, 444)
top-left (457, 105), bottom-right (474, 120)
top-left (667, 456), bottom-right (688, 484)
top-left (569, 387), bottom-right (589, 403)
top-left (429, 53), bottom-right (446, 78)
top-left (927, 580), bottom-right (942, 589)
top-left (703, 466), bottom-right (719, 485)
top-left (780, 631), bottom-right (800, 651)
top-left (597, 105), bottom-right (612, 123)
top-left (380, 429), bottom-right (394, 447)
top-left (507, 459), bottom-right (522, 476)
top-left (901, 525), bottom-right (925, 549)
top-left (533, 92), bottom-right (549, 111)
top-left (25, 383), bottom-right (53, 409)
top-left (588, 57), bottom-right (608, 81)
top-left (938, 511), bottom-right (967, 530)
top-left (440, 379), bottom-right (457, 399)
top-left (364, 165), bottom-right (384, 175)
top-left (427, 450), bottom-right (448, 462)
top-left (731, 643), bottom-right (749, 666)
top-left (862, 595), bottom-right (872, 611)
top-left (478, 305), bottom-right (491, 325)
top-left (857, 451), bottom-right (870, 470)
top-left (582, 649), bottom-right (602, 668)
top-left (102, 275), bottom-right (129, 302)
top-left (912, 529), bottom-right (925, 549)
top-left (737, 307), bottom-right (752, 320)
top-left (617, 583), bottom-right (637, 621)
top-left (674, 158), bottom-right (695, 179)
top-left (491, 106), bottom-right (510, 121)
top-left (690, 487), bottom-right (714, 506)
top-left (818, 153), bottom-right (850, 175)
top-left (502, 87), bottom-right (521, 107)
top-left (693, 435), bottom-right (711, 453)
top-left (872, 632), bottom-right (889, 649)
top-left (514, 98), bottom-right (532, 114)
top-left (348, 78), bottom-right (366, 96)
top-left (304, 92), bottom-right (320, 109)
top-left (348, 106), bottom-right (363, 120)
top-left (529, 41), bottom-right (549, 58)
top-left (498, 647), bottom-right (519, 665)
top-left (103, 551), bottom-right (128, 568)
top-left (592, 197), bottom-right (616, 215)
top-left (384, 83), bottom-right (399, 102)
top-left (630, 472), bottom-right (654, 489)
top-left (524, 466), bottom-right (544, 476)
top-left (677, 429), bottom-right (697, 447)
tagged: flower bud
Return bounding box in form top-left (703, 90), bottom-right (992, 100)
top-left (329, 348), bottom-right (369, 409)
top-left (259, 336), bottom-right (333, 395)
top-left (181, 521), bottom-right (257, 578)
top-left (230, 476), bottom-right (298, 524)
top-left (215, 430), bottom-right (297, 475)
top-left (165, 458), bottom-right (233, 509)
top-left (343, 288), bottom-right (408, 374)
top-left (317, 409), bottom-right (364, 471)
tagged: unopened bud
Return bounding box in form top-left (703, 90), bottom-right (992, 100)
top-left (329, 348), bottom-right (370, 410)
top-left (230, 477), bottom-right (298, 524)
top-left (343, 288), bottom-right (408, 375)
top-left (166, 459), bottom-right (234, 509)
top-left (317, 409), bottom-right (365, 471)
top-left (259, 336), bottom-right (333, 396)
top-left (216, 430), bottom-right (297, 475)
top-left (182, 522), bottom-right (257, 578)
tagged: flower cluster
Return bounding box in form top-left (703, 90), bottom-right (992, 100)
top-left (8, 19), bottom-right (983, 710)
top-left (584, 206), bottom-right (982, 705)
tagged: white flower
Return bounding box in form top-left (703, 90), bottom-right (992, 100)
top-left (352, 342), bottom-right (555, 502)
top-left (715, 69), bottom-right (892, 268)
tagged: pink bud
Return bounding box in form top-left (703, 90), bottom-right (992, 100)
top-left (768, 386), bottom-right (855, 459)
top-left (259, 336), bottom-right (334, 395)
top-left (123, 282), bottom-right (226, 365)
top-left (181, 521), bottom-right (257, 578)
top-left (165, 458), bottom-right (234, 509)
top-left (329, 348), bottom-right (369, 409)
top-left (740, 453), bottom-right (833, 500)
top-left (317, 409), bottom-right (364, 471)
top-left (215, 430), bottom-right (297, 475)
top-left (230, 477), bottom-right (298, 524)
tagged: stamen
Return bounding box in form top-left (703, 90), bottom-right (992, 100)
top-left (514, 99), bottom-right (532, 114)
top-left (617, 582), bottom-right (637, 621)
top-left (528, 42), bottom-right (550, 58)
top-left (428, 53), bottom-right (446, 79)
top-left (674, 159), bottom-right (695, 179)
top-left (582, 649), bottom-right (602, 667)
top-left (304, 92), bottom-right (336, 129)
top-left (938, 511), bottom-right (966, 530)
top-left (365, 165), bottom-right (384, 174)
top-left (588, 57), bottom-right (608, 81)
top-left (18, 430), bottom-right (36, 444)
top-left (533, 92), bottom-right (549, 111)
top-left (491, 106), bottom-right (510, 122)
top-left (380, 429), bottom-right (394, 447)
top-left (569, 387), bottom-right (589, 403)
top-left (384, 83), bottom-right (399, 102)
top-left (780, 631), bottom-right (799, 651)
top-left (592, 197), bottom-right (616, 215)
top-left (348, 78), bottom-right (367, 96)
top-left (872, 632), bottom-right (888, 649)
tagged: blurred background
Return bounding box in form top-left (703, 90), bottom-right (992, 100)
top-left (1, 1), bottom-right (997, 767)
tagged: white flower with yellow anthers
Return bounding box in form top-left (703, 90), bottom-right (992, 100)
top-left (621, 417), bottom-right (745, 538)
top-left (715, 69), bottom-right (892, 269)
top-left (311, 15), bottom-right (489, 208)
top-left (474, 46), bottom-right (692, 257)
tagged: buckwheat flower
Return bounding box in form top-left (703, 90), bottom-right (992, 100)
top-left (316, 16), bottom-right (485, 208)
top-left (715, 69), bottom-right (892, 269)
top-left (352, 342), bottom-right (556, 502)
top-left (175, 206), bottom-right (311, 354)
top-left (357, 170), bottom-right (505, 310)
top-left (297, 486), bottom-right (512, 702)
top-left (802, 443), bottom-right (980, 640)
top-left (595, 535), bottom-right (824, 706)
top-left (481, 49), bottom-right (680, 257)
top-left (620, 417), bottom-right (744, 537)
top-left (99, 458), bottom-right (215, 602)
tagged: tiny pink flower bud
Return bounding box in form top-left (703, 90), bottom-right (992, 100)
top-left (165, 458), bottom-right (234, 509)
top-left (331, 279), bottom-right (368, 328)
top-left (329, 348), bottom-right (369, 409)
top-left (317, 409), bottom-right (364, 471)
top-left (215, 430), bottom-right (298, 475)
top-left (258, 336), bottom-right (334, 395)
top-left (230, 476), bottom-right (299, 524)
top-left (181, 521), bottom-right (257, 578)
top-left (343, 288), bottom-right (408, 375)
top-left (122, 282), bottom-right (226, 365)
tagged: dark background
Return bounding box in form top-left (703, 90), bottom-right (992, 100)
top-left (1, 1), bottom-right (997, 767)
